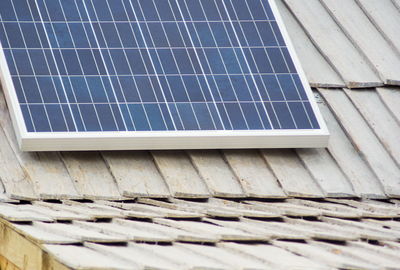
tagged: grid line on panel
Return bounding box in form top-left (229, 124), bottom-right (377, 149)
top-left (162, 0), bottom-right (219, 131)
top-left (67, 0), bottom-right (129, 132)
top-left (7, 46), bottom-right (291, 50)
top-left (154, 0), bottom-right (218, 131)
top-left (163, 0), bottom-right (222, 129)
top-left (0, 14), bottom-right (37, 132)
top-left (257, 0), bottom-right (314, 129)
top-left (0, 0), bottom-right (321, 134)
top-left (175, 0), bottom-right (235, 130)
top-left (12, 72), bottom-right (301, 76)
top-left (9, 0), bottom-right (54, 132)
top-left (124, 0), bottom-right (180, 131)
top-left (256, 0), bottom-right (314, 128)
top-left (110, 0), bottom-right (154, 131)
top-left (79, 0), bottom-right (129, 131)
top-left (21, 2), bottom-right (72, 132)
top-left (210, 0), bottom-right (271, 130)
top-left (140, 0), bottom-right (202, 131)
top-left (227, 0), bottom-right (291, 129)
top-left (19, 100), bottom-right (315, 105)
top-left (188, 0), bottom-right (253, 130)
top-left (0, 20), bottom-right (278, 23)
top-left (82, 0), bottom-right (141, 131)
top-left (43, 0), bottom-right (105, 132)
top-left (223, 1), bottom-right (281, 129)
top-left (32, 0), bottom-right (82, 132)
top-left (194, 0), bottom-right (251, 130)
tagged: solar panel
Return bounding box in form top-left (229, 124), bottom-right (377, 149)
top-left (0, 0), bottom-right (328, 151)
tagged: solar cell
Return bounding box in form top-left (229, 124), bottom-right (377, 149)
top-left (0, 0), bottom-right (328, 150)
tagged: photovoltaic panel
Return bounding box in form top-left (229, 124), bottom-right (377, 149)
top-left (0, 0), bottom-right (328, 151)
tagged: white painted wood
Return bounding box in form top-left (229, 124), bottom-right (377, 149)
top-left (246, 200), bottom-right (322, 217)
top-left (313, 241), bottom-right (400, 270)
top-left (34, 222), bottom-right (125, 243)
top-left (73, 220), bottom-right (173, 242)
top-left (30, 202), bottom-right (94, 220)
top-left (86, 242), bottom-right (176, 270)
top-left (95, 201), bottom-right (164, 219)
top-left (283, 218), bottom-right (360, 241)
top-left (0, 91), bottom-right (79, 199)
top-left (322, 0), bottom-right (400, 85)
top-left (188, 150), bottom-right (245, 198)
top-left (381, 241), bottom-right (400, 251)
top-left (62, 201), bottom-right (126, 218)
top-left (345, 89), bottom-right (400, 167)
top-left (317, 93), bottom-right (386, 199)
top-left (154, 218), bottom-right (260, 241)
top-left (220, 243), bottom-right (328, 270)
top-left (393, 0), bottom-right (400, 11)
top-left (363, 220), bottom-right (400, 232)
top-left (120, 202), bottom-right (203, 218)
top-left (0, 204), bottom-right (53, 222)
top-left (321, 217), bottom-right (400, 240)
top-left (151, 151), bottom-right (210, 198)
top-left (60, 152), bottom-right (121, 200)
top-left (223, 150), bottom-right (286, 198)
top-left (131, 243), bottom-right (228, 270)
top-left (261, 149), bottom-right (324, 197)
top-left (207, 218), bottom-right (308, 241)
top-left (357, 0), bottom-right (400, 55)
top-left (296, 148), bottom-right (356, 197)
top-left (274, 240), bottom-right (375, 269)
top-left (18, 204), bottom-right (91, 221)
top-left (350, 241), bottom-right (400, 263)
top-left (284, 0), bottom-right (382, 88)
top-left (320, 89), bottom-right (400, 197)
top-left (32, 201), bottom-right (117, 220)
top-left (101, 151), bottom-right (170, 198)
top-left (0, 193), bottom-right (17, 203)
top-left (241, 218), bottom-right (312, 240)
top-left (169, 198), bottom-right (244, 218)
top-left (135, 198), bottom-right (215, 218)
top-left (207, 198), bottom-right (282, 218)
top-left (114, 219), bottom-right (216, 243)
top-left (286, 199), bottom-right (363, 218)
top-left (13, 224), bottom-right (78, 244)
top-left (43, 244), bottom-right (134, 270)
top-left (175, 243), bottom-right (269, 270)
top-left (0, 126), bottom-right (35, 200)
top-left (377, 87), bottom-right (400, 125)
top-left (326, 199), bottom-right (399, 218)
top-left (363, 199), bottom-right (400, 213)
top-left (276, 0), bottom-right (345, 87)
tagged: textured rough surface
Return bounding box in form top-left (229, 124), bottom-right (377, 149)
top-left (0, 199), bottom-right (399, 269)
top-left (0, 0), bottom-right (399, 201)
top-left (0, 0), bottom-right (399, 269)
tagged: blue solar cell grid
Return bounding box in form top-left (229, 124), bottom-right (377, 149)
top-left (0, 0), bottom-right (319, 133)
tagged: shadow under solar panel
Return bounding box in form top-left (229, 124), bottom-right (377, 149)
top-left (0, 0), bottom-right (328, 151)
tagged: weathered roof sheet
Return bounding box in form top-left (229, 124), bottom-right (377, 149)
top-left (0, 1), bottom-right (400, 268)
top-left (0, 0), bottom-right (399, 201)
top-left (1, 198), bottom-right (400, 269)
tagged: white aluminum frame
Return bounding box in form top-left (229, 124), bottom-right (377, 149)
top-left (0, 0), bottom-right (329, 151)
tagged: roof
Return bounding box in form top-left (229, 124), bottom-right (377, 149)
top-left (0, 0), bottom-right (399, 269)
top-left (0, 0), bottom-right (399, 202)
top-left (1, 198), bottom-right (400, 269)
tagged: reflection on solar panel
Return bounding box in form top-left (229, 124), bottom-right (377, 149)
top-left (0, 0), bottom-right (328, 151)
